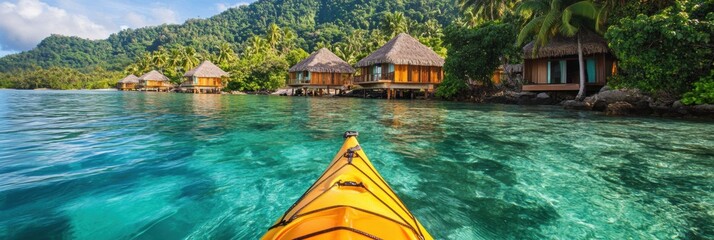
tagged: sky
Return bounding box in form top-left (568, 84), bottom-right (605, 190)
top-left (0, 0), bottom-right (257, 57)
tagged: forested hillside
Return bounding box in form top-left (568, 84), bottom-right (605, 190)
top-left (0, 0), bottom-right (457, 73)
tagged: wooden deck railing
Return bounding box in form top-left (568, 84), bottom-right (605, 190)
top-left (289, 79), bottom-right (311, 85)
top-left (353, 72), bottom-right (394, 83)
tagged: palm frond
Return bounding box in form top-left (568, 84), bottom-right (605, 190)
top-left (516, 0), bottom-right (549, 19)
top-left (561, 1), bottom-right (597, 36)
top-left (535, 3), bottom-right (560, 48)
top-left (517, 16), bottom-right (544, 46)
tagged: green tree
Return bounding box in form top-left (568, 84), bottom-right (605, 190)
top-left (266, 23), bottom-right (283, 50)
top-left (217, 42), bottom-right (237, 67)
top-left (245, 36), bottom-right (269, 57)
top-left (437, 21), bottom-right (518, 99)
top-left (151, 47), bottom-right (168, 71)
top-left (382, 12), bottom-right (410, 37)
top-left (458, 0), bottom-right (520, 23)
top-left (605, 3), bottom-right (713, 94)
top-left (285, 48), bottom-right (310, 67)
top-left (517, 0), bottom-right (603, 100)
top-left (181, 47), bottom-right (200, 72)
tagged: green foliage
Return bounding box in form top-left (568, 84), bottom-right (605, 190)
top-left (682, 71), bottom-right (714, 105)
top-left (0, 0), bottom-right (458, 73)
top-left (0, 67), bottom-right (123, 90)
top-left (436, 74), bottom-right (469, 99)
top-left (285, 49), bottom-right (310, 67)
top-left (605, 3), bottom-right (714, 94)
top-left (437, 21), bottom-right (518, 99)
top-left (595, 0), bottom-right (676, 26)
top-left (516, 0), bottom-right (602, 51)
top-left (228, 53), bottom-right (289, 91)
top-left (457, 0), bottom-right (521, 25)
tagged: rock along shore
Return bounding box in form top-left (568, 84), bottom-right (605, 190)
top-left (485, 87), bottom-right (714, 118)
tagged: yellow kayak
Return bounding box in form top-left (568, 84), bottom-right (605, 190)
top-left (262, 131), bottom-right (433, 240)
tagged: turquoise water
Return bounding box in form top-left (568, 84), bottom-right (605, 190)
top-left (0, 90), bottom-right (712, 240)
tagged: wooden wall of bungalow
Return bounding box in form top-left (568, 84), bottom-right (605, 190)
top-left (289, 71), bottom-right (352, 86)
top-left (356, 64), bottom-right (443, 83)
top-left (183, 77), bottom-right (223, 88)
top-left (141, 80), bottom-right (171, 88)
top-left (118, 83), bottom-right (137, 90)
top-left (524, 53), bottom-right (616, 85)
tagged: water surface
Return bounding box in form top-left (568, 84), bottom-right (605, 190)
top-left (0, 90), bottom-right (712, 239)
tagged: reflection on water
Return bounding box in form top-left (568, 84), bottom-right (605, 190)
top-left (0, 90), bottom-right (712, 239)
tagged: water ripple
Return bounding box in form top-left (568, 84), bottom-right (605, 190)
top-left (0, 90), bottom-right (712, 239)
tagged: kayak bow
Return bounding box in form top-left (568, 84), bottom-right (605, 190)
top-left (262, 131), bottom-right (433, 240)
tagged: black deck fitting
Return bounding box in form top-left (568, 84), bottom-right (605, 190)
top-left (344, 131), bottom-right (359, 138)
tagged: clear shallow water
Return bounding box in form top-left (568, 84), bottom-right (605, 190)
top-left (0, 90), bottom-right (712, 240)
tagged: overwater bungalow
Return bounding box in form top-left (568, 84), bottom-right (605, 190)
top-left (117, 74), bottom-right (139, 91)
top-left (522, 30), bottom-right (616, 92)
top-left (180, 61), bottom-right (229, 94)
top-left (354, 33), bottom-right (444, 99)
top-left (288, 48), bottom-right (355, 96)
top-left (138, 70), bottom-right (173, 92)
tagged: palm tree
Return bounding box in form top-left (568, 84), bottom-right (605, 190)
top-left (458, 0), bottom-right (520, 23)
top-left (137, 52), bottom-right (153, 74)
top-left (382, 12), bottom-right (409, 37)
top-left (517, 0), bottom-right (602, 100)
top-left (280, 28), bottom-right (297, 52)
top-left (181, 47), bottom-right (200, 72)
top-left (421, 19), bottom-right (443, 38)
top-left (151, 47), bottom-right (168, 71)
top-left (168, 48), bottom-right (183, 67)
top-left (217, 42), bottom-right (237, 66)
top-left (266, 23), bottom-right (282, 50)
top-left (245, 36), bottom-right (269, 56)
top-left (168, 47), bottom-right (184, 79)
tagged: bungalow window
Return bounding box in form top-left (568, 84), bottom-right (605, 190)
top-left (548, 58), bottom-right (597, 84)
top-left (373, 65), bottom-right (382, 80)
top-left (388, 64), bottom-right (395, 73)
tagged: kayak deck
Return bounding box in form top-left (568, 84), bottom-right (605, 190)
top-left (262, 132), bottom-right (432, 240)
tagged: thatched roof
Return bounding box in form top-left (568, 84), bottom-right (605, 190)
top-left (355, 33), bottom-right (444, 67)
top-left (184, 61), bottom-right (230, 78)
top-left (118, 74), bottom-right (139, 84)
top-left (139, 70), bottom-right (170, 82)
top-left (289, 48), bottom-right (355, 73)
top-left (523, 30), bottom-right (610, 59)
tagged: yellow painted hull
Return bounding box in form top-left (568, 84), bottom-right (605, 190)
top-left (262, 132), bottom-right (433, 240)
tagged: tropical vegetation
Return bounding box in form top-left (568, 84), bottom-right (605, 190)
top-left (0, 0), bottom-right (457, 90)
top-left (437, 21), bottom-right (518, 99)
top-left (606, 1), bottom-right (714, 97)
top-left (1, 0), bottom-right (713, 107)
top-left (439, 0), bottom-right (712, 103)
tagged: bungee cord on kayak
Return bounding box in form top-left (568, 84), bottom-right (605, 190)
top-left (262, 132), bottom-right (433, 240)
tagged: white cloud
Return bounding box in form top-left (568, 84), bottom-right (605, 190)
top-left (124, 12), bottom-right (147, 28)
top-left (152, 8), bottom-right (178, 24)
top-left (0, 0), bottom-right (111, 51)
top-left (216, 2), bottom-right (249, 12)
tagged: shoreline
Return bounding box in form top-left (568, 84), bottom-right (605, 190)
top-left (3, 88), bottom-right (712, 119)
